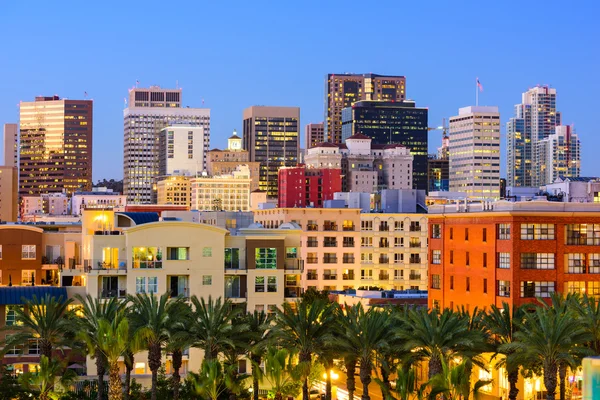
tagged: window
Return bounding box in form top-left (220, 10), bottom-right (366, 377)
top-left (394, 237), bottom-right (403, 247)
top-left (343, 253), bottom-right (355, 263)
top-left (520, 253), bottom-right (555, 270)
top-left (323, 220), bottom-right (337, 231)
top-left (343, 269), bottom-right (355, 280)
top-left (267, 276), bottom-right (277, 292)
top-left (324, 237), bottom-right (337, 247)
top-left (589, 282), bottom-right (600, 298)
top-left (450, 250), bottom-right (454, 264)
top-left (255, 248), bottom-right (277, 269)
top-left (323, 269), bottom-right (337, 280)
top-left (148, 277), bottom-right (158, 293)
top-left (286, 247), bottom-right (297, 259)
top-left (432, 250), bottom-right (441, 265)
top-left (343, 220), bottom-right (355, 231)
top-left (589, 254), bottom-right (600, 273)
top-left (136, 277), bottom-right (146, 294)
top-left (483, 253), bottom-right (487, 268)
top-left (521, 281), bottom-right (555, 298)
top-left (21, 245), bottom-right (36, 260)
top-left (255, 276), bottom-right (265, 292)
top-left (28, 339), bottom-right (40, 355)
top-left (307, 269), bottom-right (317, 280)
top-left (431, 224), bottom-right (441, 239)
top-left (135, 362), bottom-right (146, 375)
top-left (431, 274), bottom-right (441, 289)
top-left (5, 305), bottom-right (23, 326)
top-left (0, 245), bottom-right (2, 259)
top-left (224, 248), bottom-right (240, 269)
top-left (323, 253), bottom-right (337, 263)
top-left (361, 237), bottom-right (373, 247)
top-left (307, 237), bottom-right (318, 247)
top-left (567, 253), bottom-right (586, 274)
top-left (4, 335), bottom-right (19, 356)
top-left (520, 224), bottom-right (555, 240)
top-left (225, 219), bottom-right (237, 229)
top-left (361, 269), bottom-right (373, 280)
top-left (450, 228), bottom-right (453, 240)
top-left (394, 221), bottom-right (403, 231)
top-left (498, 253), bottom-right (510, 269)
top-left (566, 224), bottom-right (600, 245)
top-left (394, 253), bottom-right (403, 264)
top-left (202, 275), bottom-right (212, 286)
top-left (361, 220), bottom-right (373, 231)
top-left (22, 270), bottom-right (35, 285)
top-left (343, 237), bottom-right (355, 247)
top-left (465, 228), bottom-right (469, 241)
top-left (307, 220), bottom-right (318, 231)
top-left (306, 253), bottom-right (318, 264)
top-left (466, 277), bottom-right (470, 292)
top-left (132, 247), bottom-right (162, 269)
top-left (450, 276), bottom-right (454, 290)
top-left (466, 252), bottom-right (470, 266)
top-left (498, 280), bottom-right (510, 297)
top-left (483, 278), bottom-right (488, 294)
top-left (167, 247), bottom-right (189, 260)
top-left (361, 253), bottom-right (373, 263)
top-left (498, 224), bottom-right (511, 240)
top-left (202, 247), bottom-right (212, 257)
top-left (565, 281), bottom-right (585, 295)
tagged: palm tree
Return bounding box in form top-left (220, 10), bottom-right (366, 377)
top-left (166, 302), bottom-right (193, 400)
top-left (510, 304), bottom-right (591, 400)
top-left (19, 355), bottom-right (76, 400)
top-left (188, 295), bottom-right (241, 360)
top-left (272, 299), bottom-right (336, 400)
top-left (574, 293), bottom-right (600, 355)
top-left (75, 294), bottom-right (123, 400)
top-left (190, 359), bottom-right (234, 400)
top-left (336, 303), bottom-right (360, 400)
top-left (79, 313), bottom-right (130, 400)
top-left (128, 292), bottom-right (185, 400)
top-left (427, 357), bottom-right (492, 400)
top-left (399, 307), bottom-right (482, 379)
top-left (486, 302), bottom-right (527, 400)
top-left (243, 310), bottom-right (271, 400)
top-left (2, 294), bottom-right (75, 359)
top-left (263, 347), bottom-right (301, 400)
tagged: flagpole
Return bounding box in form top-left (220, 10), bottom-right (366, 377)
top-left (476, 78), bottom-right (479, 106)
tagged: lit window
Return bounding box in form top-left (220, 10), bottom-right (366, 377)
top-left (21, 245), bottom-right (36, 260)
top-left (21, 270), bottom-right (35, 285)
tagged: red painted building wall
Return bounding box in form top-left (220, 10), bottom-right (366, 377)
top-left (278, 166), bottom-right (342, 208)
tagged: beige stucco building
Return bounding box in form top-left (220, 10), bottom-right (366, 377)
top-left (156, 175), bottom-right (191, 206)
top-left (0, 167), bottom-right (18, 222)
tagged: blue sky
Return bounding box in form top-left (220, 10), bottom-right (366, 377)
top-left (1, 0), bottom-right (598, 181)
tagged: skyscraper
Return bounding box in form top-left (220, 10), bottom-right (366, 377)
top-left (324, 73), bottom-right (406, 143)
top-left (305, 122), bottom-right (324, 149)
top-left (242, 106), bottom-right (300, 198)
top-left (123, 86), bottom-right (210, 204)
top-left (341, 100), bottom-right (428, 191)
top-left (3, 123), bottom-right (18, 167)
top-left (449, 106), bottom-right (501, 200)
top-left (19, 96), bottom-right (93, 196)
top-left (158, 124), bottom-right (205, 177)
top-left (538, 125), bottom-right (580, 184)
top-left (507, 86), bottom-right (561, 187)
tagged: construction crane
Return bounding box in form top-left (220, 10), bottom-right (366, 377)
top-left (428, 119), bottom-right (450, 159)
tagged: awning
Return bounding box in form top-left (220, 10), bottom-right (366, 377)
top-left (0, 287), bottom-right (68, 305)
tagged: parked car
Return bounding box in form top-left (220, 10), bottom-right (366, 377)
top-left (309, 389), bottom-right (325, 399)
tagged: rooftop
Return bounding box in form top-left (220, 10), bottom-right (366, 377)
top-left (429, 200), bottom-right (600, 215)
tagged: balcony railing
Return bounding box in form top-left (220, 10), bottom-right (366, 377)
top-left (307, 241), bottom-right (319, 247)
top-left (409, 274), bottom-right (422, 280)
top-left (132, 260), bottom-right (162, 269)
top-left (343, 225), bottom-right (355, 231)
top-left (324, 224), bottom-right (338, 232)
top-left (409, 242), bottom-right (422, 248)
top-left (306, 258), bottom-right (318, 264)
top-left (410, 226), bottom-right (421, 232)
top-left (343, 257), bottom-right (355, 264)
top-left (307, 273), bottom-right (318, 280)
top-left (379, 257), bottom-right (389, 264)
top-left (100, 288), bottom-right (127, 299)
top-left (410, 257), bottom-right (421, 264)
top-left (343, 273), bottom-right (355, 280)
top-left (85, 259), bottom-right (128, 272)
top-left (323, 258), bottom-right (338, 264)
top-left (323, 275), bottom-right (338, 280)
top-left (324, 241), bottom-right (338, 248)
top-left (361, 276), bottom-right (373, 281)
top-left (307, 224), bottom-right (318, 231)
top-left (379, 273), bottom-right (390, 280)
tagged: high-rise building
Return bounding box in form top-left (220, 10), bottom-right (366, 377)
top-left (158, 124), bottom-right (205, 177)
top-left (427, 133), bottom-right (449, 192)
top-left (3, 123), bottom-right (18, 168)
top-left (207, 131), bottom-right (261, 192)
top-left (156, 175), bottom-right (191, 206)
top-left (325, 73), bottom-right (406, 143)
top-left (448, 106), bottom-right (500, 200)
top-left (538, 125), bottom-right (581, 184)
top-left (305, 122), bottom-right (324, 149)
top-left (190, 165), bottom-right (252, 211)
top-left (278, 166), bottom-right (342, 208)
top-left (19, 96), bottom-right (93, 196)
top-left (123, 86), bottom-right (210, 204)
top-left (242, 106), bottom-right (300, 198)
top-left (341, 100), bottom-right (427, 191)
top-left (507, 86), bottom-right (561, 187)
top-left (0, 166), bottom-right (18, 221)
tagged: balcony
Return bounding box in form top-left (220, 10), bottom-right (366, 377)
top-left (323, 274), bottom-right (338, 280)
top-left (62, 258), bottom-right (84, 272)
top-left (343, 240), bottom-right (355, 248)
top-left (409, 274), bottom-right (422, 280)
top-left (379, 272), bottom-right (390, 281)
top-left (343, 273), bottom-right (355, 280)
top-left (93, 230), bottom-right (122, 236)
top-left (379, 256), bottom-right (389, 264)
top-left (323, 257), bottom-right (338, 264)
top-left (324, 240), bottom-right (338, 248)
top-left (285, 258), bottom-right (303, 271)
top-left (343, 225), bottom-right (355, 232)
top-left (306, 257), bottom-right (318, 264)
top-left (323, 223), bottom-right (338, 232)
top-left (379, 224), bottom-right (389, 232)
top-left (132, 260), bottom-right (162, 269)
top-left (343, 256), bottom-right (355, 264)
top-left (307, 273), bottom-right (318, 280)
top-left (42, 256), bottom-right (64, 269)
top-left (409, 225), bottom-right (421, 232)
top-left (307, 240), bottom-right (319, 248)
top-left (285, 287), bottom-right (301, 298)
top-left (409, 242), bottom-right (422, 248)
top-left (409, 257), bottom-right (421, 264)
top-left (100, 288), bottom-right (127, 299)
top-left (85, 259), bottom-right (128, 273)
top-left (393, 274), bottom-right (404, 280)
top-left (307, 224), bottom-right (318, 231)
top-left (361, 276), bottom-right (374, 281)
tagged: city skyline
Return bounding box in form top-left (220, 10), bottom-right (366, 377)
top-left (0, 2), bottom-right (598, 181)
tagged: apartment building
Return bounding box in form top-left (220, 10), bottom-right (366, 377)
top-left (428, 201), bottom-right (600, 312)
top-left (253, 208), bottom-right (428, 291)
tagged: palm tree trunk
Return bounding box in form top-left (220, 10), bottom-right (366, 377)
top-left (360, 362), bottom-right (372, 400)
top-left (96, 350), bottom-right (107, 400)
top-left (124, 351), bottom-right (134, 400)
top-left (108, 362), bottom-right (123, 400)
top-left (300, 351), bottom-right (311, 400)
top-left (148, 344), bottom-right (162, 400)
top-left (345, 358), bottom-right (356, 400)
top-left (508, 368), bottom-right (520, 400)
top-left (543, 361), bottom-right (558, 400)
top-left (428, 354), bottom-right (442, 379)
top-left (252, 354), bottom-right (261, 400)
top-left (464, 360), bottom-right (473, 400)
top-left (172, 349), bottom-right (183, 400)
top-left (40, 339), bottom-right (52, 359)
top-left (380, 363), bottom-right (391, 399)
top-left (559, 363), bottom-right (567, 400)
top-left (325, 358), bottom-right (333, 400)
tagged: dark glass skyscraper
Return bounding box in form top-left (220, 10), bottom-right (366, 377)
top-left (341, 100), bottom-right (428, 191)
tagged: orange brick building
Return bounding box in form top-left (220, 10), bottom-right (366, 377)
top-left (428, 201), bottom-right (600, 311)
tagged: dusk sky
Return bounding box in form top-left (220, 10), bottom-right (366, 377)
top-left (1, 1), bottom-right (598, 182)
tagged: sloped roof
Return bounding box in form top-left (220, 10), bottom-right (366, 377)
top-left (116, 212), bottom-right (159, 225)
top-left (347, 133), bottom-right (371, 140)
